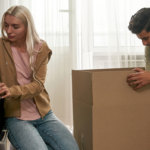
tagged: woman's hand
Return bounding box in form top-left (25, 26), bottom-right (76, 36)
top-left (0, 82), bottom-right (11, 98)
top-left (126, 68), bottom-right (150, 90)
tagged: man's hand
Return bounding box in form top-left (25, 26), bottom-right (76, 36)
top-left (126, 68), bottom-right (150, 90)
top-left (0, 83), bottom-right (11, 98)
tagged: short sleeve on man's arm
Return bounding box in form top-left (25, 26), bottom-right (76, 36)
top-left (145, 46), bottom-right (150, 70)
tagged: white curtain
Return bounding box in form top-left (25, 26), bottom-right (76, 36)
top-left (0, 0), bottom-right (149, 131)
top-left (76, 0), bottom-right (150, 70)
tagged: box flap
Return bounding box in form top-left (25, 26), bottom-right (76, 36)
top-left (72, 70), bottom-right (93, 105)
top-left (72, 68), bottom-right (145, 105)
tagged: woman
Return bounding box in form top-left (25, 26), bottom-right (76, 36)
top-left (0, 5), bottom-right (79, 150)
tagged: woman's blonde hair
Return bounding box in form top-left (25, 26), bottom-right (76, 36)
top-left (1, 5), bottom-right (41, 71)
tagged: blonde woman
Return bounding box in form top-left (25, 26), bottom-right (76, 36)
top-left (0, 5), bottom-right (79, 150)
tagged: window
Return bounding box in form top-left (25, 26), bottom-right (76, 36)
top-left (76, 0), bottom-right (146, 69)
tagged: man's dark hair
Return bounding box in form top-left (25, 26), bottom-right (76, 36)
top-left (128, 8), bottom-right (150, 34)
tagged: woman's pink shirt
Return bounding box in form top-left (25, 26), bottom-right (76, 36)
top-left (11, 42), bottom-right (43, 120)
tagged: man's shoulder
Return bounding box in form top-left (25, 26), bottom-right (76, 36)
top-left (145, 46), bottom-right (150, 53)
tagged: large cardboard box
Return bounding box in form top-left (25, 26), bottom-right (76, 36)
top-left (72, 68), bottom-right (150, 150)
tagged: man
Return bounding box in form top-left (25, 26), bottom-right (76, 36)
top-left (127, 8), bottom-right (150, 90)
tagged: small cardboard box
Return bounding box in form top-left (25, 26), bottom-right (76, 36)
top-left (72, 68), bottom-right (150, 150)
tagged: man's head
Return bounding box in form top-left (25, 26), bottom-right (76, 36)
top-left (128, 8), bottom-right (150, 46)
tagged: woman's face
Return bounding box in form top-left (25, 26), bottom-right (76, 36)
top-left (4, 14), bottom-right (27, 43)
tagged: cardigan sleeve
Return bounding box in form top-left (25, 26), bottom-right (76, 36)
top-left (9, 50), bottom-right (52, 100)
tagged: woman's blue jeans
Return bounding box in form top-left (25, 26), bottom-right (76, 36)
top-left (5, 110), bottom-right (79, 150)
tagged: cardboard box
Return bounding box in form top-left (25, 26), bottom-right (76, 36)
top-left (72, 68), bottom-right (150, 150)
